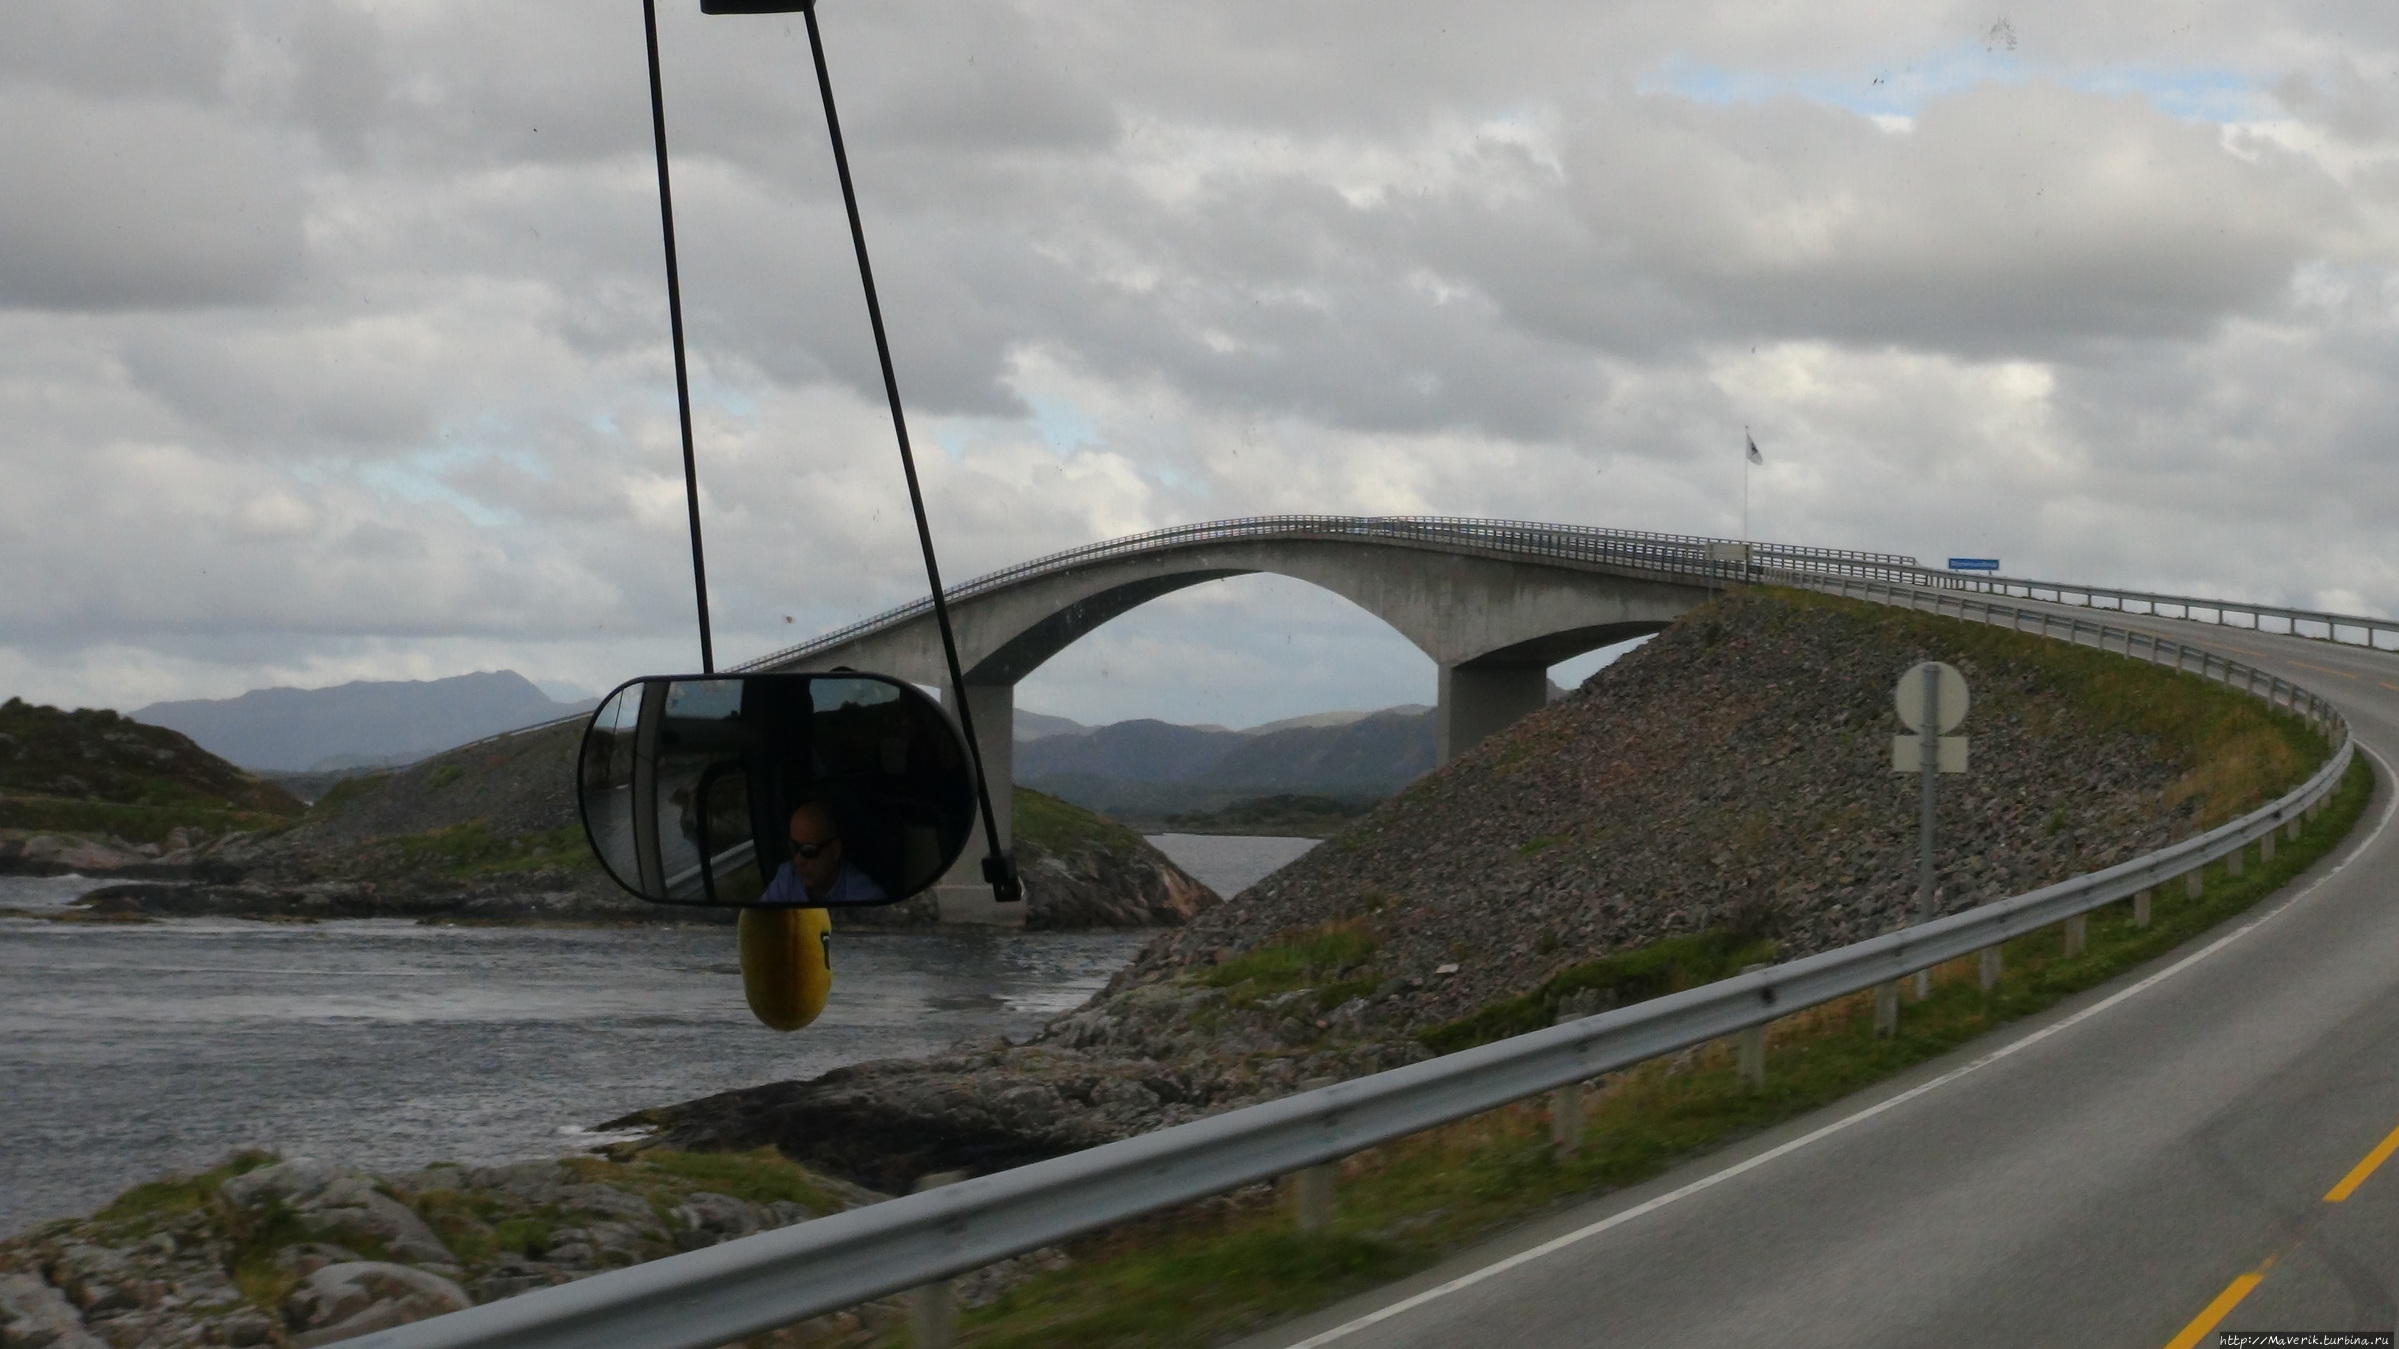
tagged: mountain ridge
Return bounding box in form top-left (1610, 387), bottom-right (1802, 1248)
top-left (134, 671), bottom-right (594, 772)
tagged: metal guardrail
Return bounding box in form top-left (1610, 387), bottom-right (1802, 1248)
top-left (1911, 570), bottom-right (2398, 652)
top-left (358, 575), bottom-right (2355, 1349)
top-left (1791, 573), bottom-right (2347, 724)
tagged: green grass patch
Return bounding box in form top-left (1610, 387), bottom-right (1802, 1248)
top-left (929, 751), bottom-right (2374, 1349)
top-left (1417, 928), bottom-right (1783, 1055)
top-left (1192, 920), bottom-right (1378, 1006)
top-left (88, 1149), bottom-right (277, 1239)
top-left (366, 820), bottom-right (591, 879)
top-left (1014, 787), bottom-right (1151, 856)
top-left (313, 773), bottom-right (394, 813)
top-left (0, 797), bottom-right (294, 845)
top-left (492, 1217), bottom-right (555, 1256)
top-left (585, 1147), bottom-right (845, 1213)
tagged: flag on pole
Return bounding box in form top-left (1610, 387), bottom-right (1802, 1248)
top-left (1746, 433), bottom-right (1763, 465)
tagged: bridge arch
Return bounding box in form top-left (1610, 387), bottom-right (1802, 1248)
top-left (759, 522), bottom-right (1758, 917)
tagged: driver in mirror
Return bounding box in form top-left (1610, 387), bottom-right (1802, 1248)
top-left (760, 800), bottom-right (888, 906)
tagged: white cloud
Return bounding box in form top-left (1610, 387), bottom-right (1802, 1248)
top-left (1, 0), bottom-right (2396, 729)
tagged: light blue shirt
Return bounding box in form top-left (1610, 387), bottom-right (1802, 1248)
top-left (759, 859), bottom-right (888, 907)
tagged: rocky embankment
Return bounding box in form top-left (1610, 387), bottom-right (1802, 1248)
top-left (622, 588), bottom-right (2317, 1189)
top-left (0, 1149), bottom-right (1039, 1349)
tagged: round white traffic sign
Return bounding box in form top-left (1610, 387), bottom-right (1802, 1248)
top-left (1893, 661), bottom-right (1969, 732)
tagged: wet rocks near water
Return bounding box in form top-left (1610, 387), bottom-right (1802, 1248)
top-left (1015, 833), bottom-right (1216, 929)
top-left (0, 831), bottom-right (240, 882)
top-left (0, 1151), bottom-right (943, 1349)
top-left (56, 873), bottom-right (695, 927)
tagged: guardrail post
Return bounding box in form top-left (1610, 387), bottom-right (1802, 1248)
top-left (1286, 1077), bottom-right (1340, 1232)
top-left (2132, 888), bottom-right (2152, 927)
top-left (1290, 1164), bottom-right (1336, 1233)
top-left (2260, 830), bottom-right (2276, 864)
top-left (2185, 870), bottom-right (2204, 900)
top-left (2287, 816), bottom-right (2303, 843)
top-left (907, 1170), bottom-right (970, 1349)
top-left (2226, 845), bottom-right (2245, 878)
top-left (1736, 1025), bottom-right (1766, 1090)
top-left (1978, 946), bottom-right (2002, 992)
top-left (2063, 914), bottom-right (2087, 958)
top-left (1732, 963), bottom-right (1768, 1090)
top-left (1550, 1013), bottom-right (1589, 1156)
top-left (1874, 981), bottom-right (1899, 1037)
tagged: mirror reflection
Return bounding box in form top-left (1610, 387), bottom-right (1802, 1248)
top-left (578, 673), bottom-right (974, 907)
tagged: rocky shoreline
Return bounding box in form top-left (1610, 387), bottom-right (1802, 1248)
top-left (0, 1149), bottom-right (1012, 1349)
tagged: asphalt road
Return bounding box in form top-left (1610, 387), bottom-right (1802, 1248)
top-left (1241, 614), bottom-right (2399, 1349)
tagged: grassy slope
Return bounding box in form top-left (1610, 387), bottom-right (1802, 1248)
top-left (1014, 786), bottom-right (1156, 856)
top-left (0, 698), bottom-right (302, 841)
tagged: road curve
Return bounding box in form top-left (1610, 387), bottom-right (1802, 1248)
top-left (1239, 617), bottom-right (2399, 1349)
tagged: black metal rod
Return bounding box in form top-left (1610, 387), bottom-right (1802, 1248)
top-left (802, 4), bottom-right (1016, 900)
top-left (643, 0), bottom-right (716, 674)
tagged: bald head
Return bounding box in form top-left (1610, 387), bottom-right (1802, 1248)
top-left (787, 801), bottom-right (843, 897)
top-left (788, 801), bottom-right (838, 846)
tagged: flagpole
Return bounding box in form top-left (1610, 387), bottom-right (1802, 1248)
top-left (1741, 428), bottom-right (1750, 541)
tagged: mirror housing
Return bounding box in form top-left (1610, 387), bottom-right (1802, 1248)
top-left (578, 672), bottom-right (977, 907)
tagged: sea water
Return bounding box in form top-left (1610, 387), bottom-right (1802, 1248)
top-left (0, 833), bottom-right (1317, 1235)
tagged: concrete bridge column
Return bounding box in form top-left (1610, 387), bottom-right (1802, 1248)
top-left (1437, 664), bottom-right (1550, 763)
top-left (933, 681), bottom-right (1023, 927)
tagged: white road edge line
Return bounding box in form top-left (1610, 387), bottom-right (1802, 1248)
top-left (1285, 745), bottom-right (2396, 1349)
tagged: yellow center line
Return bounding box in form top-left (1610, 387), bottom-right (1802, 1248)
top-left (2326, 1121), bottom-right (2399, 1202)
top-left (2163, 1114), bottom-right (2399, 1344)
top-left (2164, 1272), bottom-right (2266, 1349)
top-left (2289, 658), bottom-right (2362, 681)
top-left (2380, 682), bottom-right (2399, 694)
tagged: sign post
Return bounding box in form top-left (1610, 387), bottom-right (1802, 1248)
top-left (1892, 661), bottom-right (1969, 1011)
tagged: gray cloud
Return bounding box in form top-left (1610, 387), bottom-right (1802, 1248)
top-left (0, 87), bottom-right (303, 309)
top-left (1, 0), bottom-right (2395, 722)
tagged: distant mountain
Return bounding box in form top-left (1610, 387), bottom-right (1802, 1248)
top-left (1016, 718), bottom-right (1246, 783)
top-left (133, 671), bottom-right (596, 772)
top-left (1202, 707), bottom-right (1435, 793)
top-left (1014, 709), bottom-right (1094, 742)
top-left (1017, 704), bottom-right (1437, 818)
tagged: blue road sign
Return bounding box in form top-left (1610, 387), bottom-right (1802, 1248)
top-left (1947, 558), bottom-right (2001, 572)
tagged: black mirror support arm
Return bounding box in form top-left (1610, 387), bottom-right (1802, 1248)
top-left (642, 0), bottom-right (717, 674)
top-left (801, 3), bottom-right (1019, 903)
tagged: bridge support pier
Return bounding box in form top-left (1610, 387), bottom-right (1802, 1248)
top-left (1437, 664), bottom-right (1549, 764)
top-left (934, 682), bottom-right (1023, 927)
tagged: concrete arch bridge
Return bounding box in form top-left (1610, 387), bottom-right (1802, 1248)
top-left (741, 516), bottom-right (1919, 915)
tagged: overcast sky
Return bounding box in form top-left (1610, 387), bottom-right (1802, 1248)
top-left (4, 0), bottom-right (2396, 728)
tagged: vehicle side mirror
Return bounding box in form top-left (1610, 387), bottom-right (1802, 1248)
top-left (578, 672), bottom-right (975, 906)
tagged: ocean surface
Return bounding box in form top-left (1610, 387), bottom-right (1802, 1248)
top-left (0, 833), bottom-right (1315, 1236)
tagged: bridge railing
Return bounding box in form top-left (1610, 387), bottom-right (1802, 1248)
top-left (736, 515), bottom-right (1919, 672)
top-left (356, 577), bottom-right (2354, 1349)
top-left (1900, 570), bottom-right (2398, 652)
